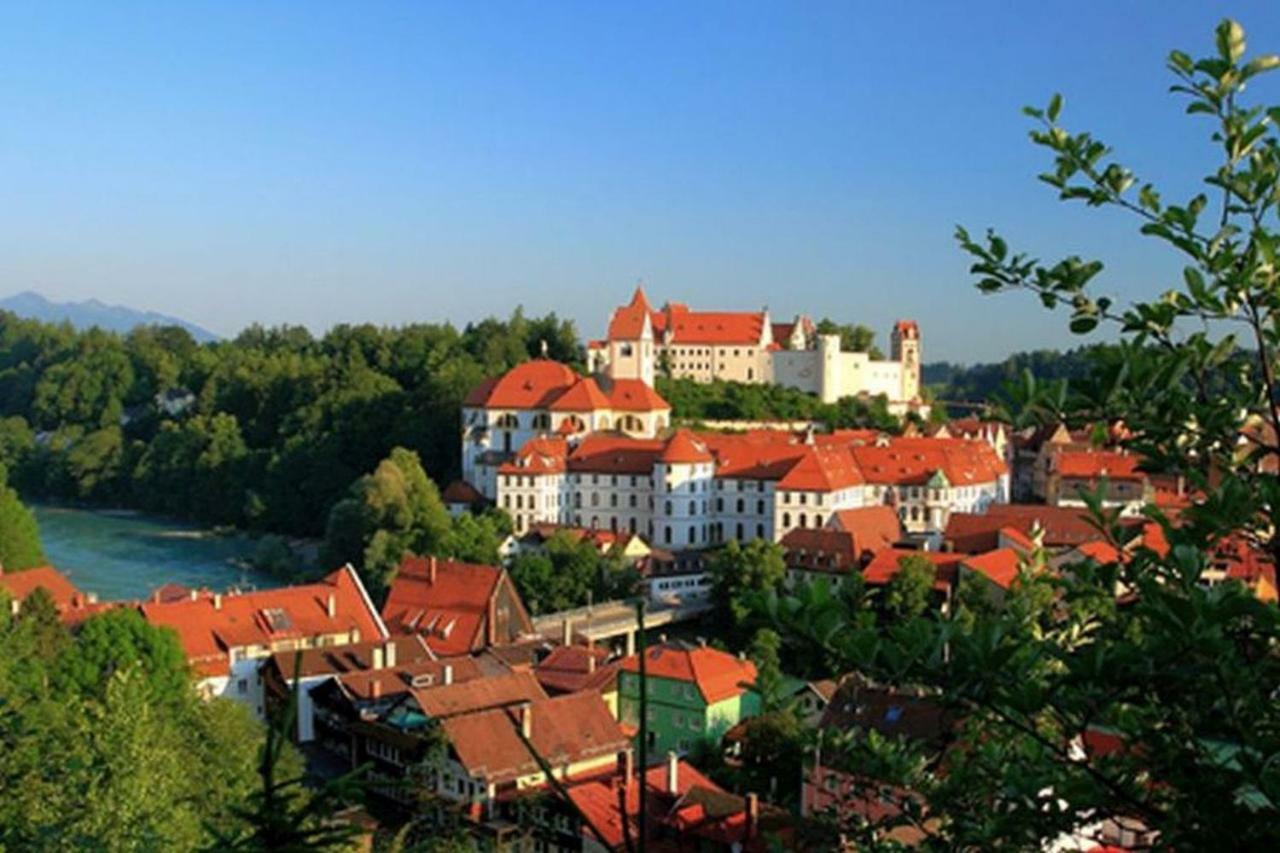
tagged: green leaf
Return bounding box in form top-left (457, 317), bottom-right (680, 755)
top-left (1047, 93), bottom-right (1063, 123)
top-left (1216, 18), bottom-right (1246, 64)
top-left (1069, 315), bottom-right (1099, 334)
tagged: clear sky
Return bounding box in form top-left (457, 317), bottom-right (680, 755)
top-left (3, 2), bottom-right (1279, 362)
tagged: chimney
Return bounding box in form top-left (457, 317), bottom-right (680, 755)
top-left (326, 593), bottom-right (336, 618)
top-left (746, 793), bottom-right (759, 838)
top-left (519, 702), bottom-right (533, 739)
top-left (619, 749), bottom-right (634, 788)
top-left (370, 678), bottom-right (381, 699)
top-left (384, 640), bottom-right (397, 669)
top-left (372, 646), bottom-right (384, 671)
top-left (189, 589), bottom-right (197, 601)
top-left (213, 593), bottom-right (222, 611)
top-left (87, 592), bottom-right (98, 605)
top-left (443, 663), bottom-right (453, 685)
top-left (428, 555), bottom-right (438, 584)
top-left (666, 751), bottom-right (679, 794)
top-left (562, 618), bottom-right (573, 646)
top-left (738, 651), bottom-right (746, 661)
top-left (9, 598), bottom-right (18, 617)
top-left (152, 589), bottom-right (161, 603)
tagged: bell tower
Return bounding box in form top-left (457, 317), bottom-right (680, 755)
top-left (891, 320), bottom-right (921, 402)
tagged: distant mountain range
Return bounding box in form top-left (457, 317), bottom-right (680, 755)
top-left (0, 291), bottom-right (220, 343)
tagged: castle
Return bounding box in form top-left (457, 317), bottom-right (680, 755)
top-left (586, 286), bottom-right (924, 414)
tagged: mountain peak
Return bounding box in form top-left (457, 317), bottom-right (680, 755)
top-left (0, 291), bottom-right (220, 342)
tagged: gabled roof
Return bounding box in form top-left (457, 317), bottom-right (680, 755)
top-left (380, 556), bottom-right (507, 656)
top-left (944, 505), bottom-right (1102, 551)
top-left (499, 436), bottom-right (568, 475)
top-left (962, 548), bottom-right (1022, 589)
top-left (533, 643), bottom-right (619, 694)
top-left (463, 359), bottom-right (580, 408)
top-left (139, 565), bottom-right (388, 678)
top-left (829, 506), bottom-right (902, 552)
top-left (440, 691), bottom-right (627, 784)
top-left (266, 634), bottom-right (436, 680)
top-left (335, 655), bottom-right (485, 702)
top-left (781, 528), bottom-right (860, 574)
top-left (569, 435), bottom-right (666, 475)
top-left (1055, 449), bottom-right (1147, 482)
top-left (861, 549), bottom-right (964, 592)
top-left (849, 437), bottom-right (1005, 487)
top-left (0, 565), bottom-right (81, 608)
top-left (619, 641), bottom-right (756, 704)
top-left (663, 307), bottom-right (767, 346)
top-left (776, 445), bottom-right (863, 491)
top-left (412, 669), bottom-right (547, 719)
top-left (605, 378), bottom-right (670, 412)
top-left (548, 376), bottom-right (613, 412)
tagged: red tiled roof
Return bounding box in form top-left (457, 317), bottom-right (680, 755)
top-left (781, 528), bottom-right (860, 574)
top-left (569, 435), bottom-right (666, 475)
top-left (606, 286), bottom-right (655, 340)
top-left (619, 642), bottom-right (756, 704)
top-left (0, 565), bottom-right (81, 608)
top-left (336, 655), bottom-right (485, 702)
top-left (962, 548), bottom-right (1022, 589)
top-left (533, 644), bottom-right (619, 694)
top-left (659, 430), bottom-right (713, 465)
top-left (440, 691), bottom-right (626, 783)
top-left (441, 479), bottom-right (486, 505)
top-left (829, 506), bottom-right (902, 551)
top-left (463, 360), bottom-right (580, 408)
top-left (945, 505), bottom-right (1102, 551)
top-left (140, 566), bottom-right (387, 678)
top-left (499, 436), bottom-right (568, 475)
top-left (412, 669), bottom-right (547, 719)
top-left (606, 378), bottom-right (670, 412)
top-left (861, 549), bottom-right (965, 592)
top-left (998, 526), bottom-right (1036, 552)
top-left (664, 307), bottom-right (766, 346)
top-left (548, 376), bottom-right (613, 412)
top-left (777, 445), bottom-right (864, 491)
top-left (1055, 450), bottom-right (1146, 482)
top-left (849, 437), bottom-right (1005, 487)
top-left (380, 556), bottom-right (506, 656)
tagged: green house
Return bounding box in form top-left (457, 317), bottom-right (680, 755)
top-left (618, 640), bottom-right (761, 756)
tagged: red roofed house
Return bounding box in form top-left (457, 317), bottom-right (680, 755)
top-left (592, 286), bottom-right (926, 414)
top-left (861, 549), bottom-right (967, 611)
top-left (139, 564), bottom-right (387, 716)
top-left (380, 555), bottom-right (534, 656)
top-left (618, 639), bottom-right (760, 755)
top-left (461, 357), bottom-right (671, 502)
top-left (0, 565), bottom-right (111, 625)
top-left (533, 642), bottom-right (621, 716)
top-left (1047, 449), bottom-right (1152, 515)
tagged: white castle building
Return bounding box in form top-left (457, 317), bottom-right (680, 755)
top-left (586, 286), bottom-right (925, 414)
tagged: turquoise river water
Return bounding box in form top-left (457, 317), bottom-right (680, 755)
top-left (33, 505), bottom-right (279, 602)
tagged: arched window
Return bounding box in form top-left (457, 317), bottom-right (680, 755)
top-left (756, 499), bottom-right (765, 514)
top-left (610, 494), bottom-right (618, 507)
top-left (736, 523), bottom-right (744, 540)
top-left (689, 501), bottom-right (696, 515)
top-left (798, 513), bottom-right (807, 528)
top-left (629, 517), bottom-right (637, 533)
top-left (495, 413), bottom-right (519, 429)
top-left (814, 514), bottom-right (823, 528)
top-left (716, 498), bottom-right (724, 512)
top-left (591, 516), bottom-right (599, 529)
top-left (591, 493), bottom-right (599, 507)
top-left (688, 526), bottom-right (696, 544)
top-left (562, 415), bottom-right (585, 434)
top-left (597, 415), bottom-right (612, 430)
top-left (736, 498), bottom-right (744, 513)
top-left (664, 501), bottom-right (673, 515)
top-left (531, 413), bottom-right (551, 430)
top-left (611, 517), bottom-right (618, 532)
top-left (783, 512), bottom-right (792, 528)
top-left (664, 526), bottom-right (672, 544)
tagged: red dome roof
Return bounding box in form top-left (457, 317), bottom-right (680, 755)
top-left (464, 360), bottom-right (579, 408)
top-left (659, 429), bottom-right (713, 465)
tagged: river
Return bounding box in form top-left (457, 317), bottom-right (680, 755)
top-left (33, 505), bottom-right (280, 602)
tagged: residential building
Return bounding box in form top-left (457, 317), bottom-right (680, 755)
top-left (618, 639), bottom-right (760, 755)
top-left (460, 358), bottom-right (671, 499)
top-left (380, 555), bottom-right (534, 655)
top-left (1047, 449), bottom-right (1152, 514)
top-left (139, 565), bottom-right (388, 716)
top-left (532, 642), bottom-right (621, 717)
top-left (588, 286), bottom-right (926, 413)
top-left (0, 565), bottom-right (111, 625)
top-left (490, 425), bottom-right (1007, 549)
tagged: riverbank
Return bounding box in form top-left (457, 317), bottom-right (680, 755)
top-left (33, 505), bottom-right (282, 602)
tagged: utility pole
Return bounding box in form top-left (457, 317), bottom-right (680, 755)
top-left (634, 597), bottom-right (648, 852)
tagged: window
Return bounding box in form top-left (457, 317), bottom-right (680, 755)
top-left (798, 513), bottom-right (807, 528)
top-left (736, 522), bottom-right (744, 540)
top-left (736, 498), bottom-right (744, 513)
top-left (664, 500), bottom-right (673, 515)
top-left (610, 494), bottom-right (618, 507)
top-left (237, 679), bottom-right (248, 694)
top-left (688, 501), bottom-right (696, 514)
top-left (630, 494), bottom-right (638, 508)
top-left (664, 527), bottom-right (672, 544)
top-left (688, 526), bottom-right (696, 544)
top-left (814, 514), bottom-right (823, 527)
top-left (757, 499), bottom-right (765, 514)
top-left (783, 512), bottom-right (791, 528)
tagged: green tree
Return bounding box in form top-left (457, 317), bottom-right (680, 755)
top-left (0, 462), bottom-right (43, 570)
top-left (881, 553), bottom-right (936, 620)
top-left (707, 539), bottom-right (786, 647)
top-left (55, 609), bottom-right (191, 708)
top-left (767, 21), bottom-right (1280, 849)
top-left (815, 318), bottom-right (883, 359)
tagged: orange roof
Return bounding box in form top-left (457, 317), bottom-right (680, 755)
top-left (336, 656), bottom-right (485, 702)
top-left (548, 376), bottom-right (613, 412)
top-left (413, 669), bottom-right (547, 719)
top-left (533, 644), bottom-right (618, 694)
top-left (440, 691), bottom-right (627, 783)
top-left (663, 307), bottom-right (767, 345)
top-left (140, 566), bottom-right (387, 677)
top-left (998, 526), bottom-right (1037, 552)
top-left (659, 430), bottom-right (713, 465)
top-left (0, 565), bottom-right (81, 608)
top-left (962, 548), bottom-right (1022, 589)
top-left (861, 549), bottom-right (965, 591)
top-left (380, 556), bottom-right (508, 656)
top-left (569, 434), bottom-right (667, 475)
top-left (498, 436), bottom-right (568, 475)
top-left (463, 360), bottom-right (580, 408)
top-left (945, 505), bottom-right (1102, 551)
top-left (849, 437), bottom-right (1005, 487)
top-left (830, 507), bottom-right (902, 551)
top-left (1055, 450), bottom-right (1146, 482)
top-left (781, 528), bottom-right (860, 573)
top-left (619, 641), bottom-right (756, 704)
top-left (606, 378), bottom-right (670, 412)
top-left (777, 445), bottom-right (864, 491)
top-left (606, 286), bottom-right (655, 339)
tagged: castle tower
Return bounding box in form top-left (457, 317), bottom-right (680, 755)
top-left (605, 285), bottom-right (656, 386)
top-left (891, 320), bottom-right (921, 402)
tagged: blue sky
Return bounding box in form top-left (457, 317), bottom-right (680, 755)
top-left (2, 2), bottom-right (1279, 362)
